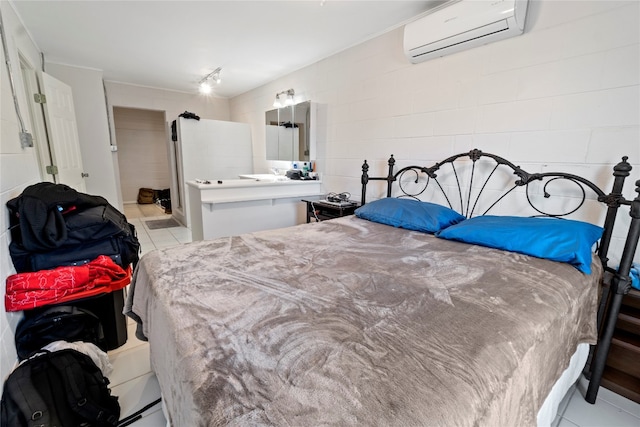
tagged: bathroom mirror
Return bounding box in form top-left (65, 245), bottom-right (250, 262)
top-left (265, 101), bottom-right (311, 162)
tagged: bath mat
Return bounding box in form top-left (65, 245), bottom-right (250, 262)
top-left (145, 218), bottom-right (181, 230)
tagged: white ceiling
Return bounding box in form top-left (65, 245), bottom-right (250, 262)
top-left (11, 0), bottom-right (440, 98)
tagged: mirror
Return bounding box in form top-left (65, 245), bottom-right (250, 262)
top-left (265, 101), bottom-right (311, 161)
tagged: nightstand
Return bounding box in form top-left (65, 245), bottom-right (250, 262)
top-left (302, 199), bottom-right (360, 223)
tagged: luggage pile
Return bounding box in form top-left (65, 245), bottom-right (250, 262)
top-left (1, 183), bottom-right (142, 426)
top-left (7, 183), bottom-right (139, 275)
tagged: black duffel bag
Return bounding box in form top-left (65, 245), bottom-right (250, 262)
top-left (6, 183), bottom-right (109, 252)
top-left (15, 305), bottom-right (105, 361)
top-left (7, 185), bottom-right (140, 273)
top-left (8, 228), bottom-right (139, 273)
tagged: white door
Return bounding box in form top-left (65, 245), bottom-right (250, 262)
top-left (40, 72), bottom-right (86, 192)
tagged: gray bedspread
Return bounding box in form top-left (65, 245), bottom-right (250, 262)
top-left (126, 216), bottom-right (601, 427)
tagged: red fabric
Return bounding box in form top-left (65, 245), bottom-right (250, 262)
top-left (5, 255), bottom-right (131, 312)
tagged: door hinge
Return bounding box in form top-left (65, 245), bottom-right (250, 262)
top-left (34, 93), bottom-right (47, 104)
top-left (46, 165), bottom-right (59, 175)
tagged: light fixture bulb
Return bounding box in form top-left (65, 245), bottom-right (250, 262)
top-left (285, 93), bottom-right (295, 106)
top-left (198, 67), bottom-right (222, 93)
top-left (199, 81), bottom-right (212, 94)
top-left (273, 94), bottom-right (283, 108)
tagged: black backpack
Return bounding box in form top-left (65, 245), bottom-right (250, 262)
top-left (15, 306), bottom-right (105, 361)
top-left (0, 349), bottom-right (120, 426)
top-left (6, 183), bottom-right (109, 252)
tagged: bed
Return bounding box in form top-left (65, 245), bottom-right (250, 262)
top-left (125, 149), bottom-right (640, 426)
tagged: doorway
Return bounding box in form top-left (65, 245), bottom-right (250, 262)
top-left (112, 107), bottom-right (171, 219)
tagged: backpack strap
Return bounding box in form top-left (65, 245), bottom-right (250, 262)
top-left (48, 350), bottom-right (119, 426)
top-left (117, 398), bottom-right (161, 427)
top-left (5, 358), bottom-right (52, 427)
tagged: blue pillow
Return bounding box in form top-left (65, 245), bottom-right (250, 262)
top-left (435, 216), bottom-right (603, 274)
top-left (354, 198), bottom-right (465, 234)
top-left (630, 264), bottom-right (639, 291)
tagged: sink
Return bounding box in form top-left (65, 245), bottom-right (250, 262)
top-left (238, 174), bottom-right (289, 182)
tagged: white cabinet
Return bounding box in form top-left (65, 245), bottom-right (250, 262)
top-left (187, 179), bottom-right (322, 241)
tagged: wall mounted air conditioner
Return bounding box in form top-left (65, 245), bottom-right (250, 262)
top-left (404, 0), bottom-right (529, 64)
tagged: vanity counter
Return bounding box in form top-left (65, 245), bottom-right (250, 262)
top-left (187, 179), bottom-right (322, 240)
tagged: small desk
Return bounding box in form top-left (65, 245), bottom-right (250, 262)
top-left (303, 199), bottom-right (360, 223)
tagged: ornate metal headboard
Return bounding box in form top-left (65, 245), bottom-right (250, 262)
top-left (360, 148), bottom-right (640, 405)
top-left (361, 149), bottom-right (635, 266)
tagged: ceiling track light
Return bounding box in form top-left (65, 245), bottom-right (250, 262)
top-left (199, 67), bottom-right (222, 94)
top-left (273, 88), bottom-right (295, 108)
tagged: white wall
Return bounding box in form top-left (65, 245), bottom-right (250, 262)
top-left (230, 0), bottom-right (640, 264)
top-left (104, 81), bottom-right (231, 124)
top-left (46, 63), bottom-right (121, 208)
top-left (173, 118), bottom-right (253, 227)
top-left (0, 1), bottom-right (44, 381)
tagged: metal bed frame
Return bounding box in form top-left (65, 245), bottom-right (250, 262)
top-left (360, 148), bottom-right (640, 404)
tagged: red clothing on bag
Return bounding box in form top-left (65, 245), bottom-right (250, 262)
top-left (5, 255), bottom-right (131, 312)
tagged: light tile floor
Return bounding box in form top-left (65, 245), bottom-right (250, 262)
top-left (109, 203), bottom-right (180, 425)
top-left (111, 203), bottom-right (640, 426)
